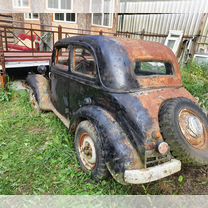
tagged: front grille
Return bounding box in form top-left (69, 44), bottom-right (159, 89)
top-left (145, 151), bottom-right (172, 168)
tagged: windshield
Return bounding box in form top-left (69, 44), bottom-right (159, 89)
top-left (134, 61), bottom-right (173, 76)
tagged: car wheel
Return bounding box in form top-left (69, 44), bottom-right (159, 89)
top-left (159, 98), bottom-right (208, 165)
top-left (75, 120), bottom-right (109, 180)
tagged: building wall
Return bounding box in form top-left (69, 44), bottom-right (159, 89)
top-left (0, 0), bottom-right (115, 13)
top-left (0, 0), bottom-right (118, 35)
top-left (71, 0), bottom-right (90, 13)
top-left (91, 13), bottom-right (118, 35)
top-left (0, 13), bottom-right (14, 46)
top-left (10, 13), bottom-right (118, 37)
top-left (0, 0), bottom-right (12, 12)
top-left (77, 13), bottom-right (91, 31)
top-left (12, 13), bottom-right (25, 36)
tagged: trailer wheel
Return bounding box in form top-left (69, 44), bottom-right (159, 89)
top-left (75, 120), bottom-right (109, 180)
top-left (159, 98), bottom-right (208, 165)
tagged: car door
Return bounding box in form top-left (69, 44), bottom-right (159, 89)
top-left (50, 45), bottom-right (70, 118)
top-left (67, 43), bottom-right (99, 113)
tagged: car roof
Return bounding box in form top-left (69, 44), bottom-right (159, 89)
top-left (55, 35), bottom-right (178, 65)
top-left (54, 36), bottom-right (181, 91)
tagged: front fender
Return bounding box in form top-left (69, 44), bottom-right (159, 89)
top-left (70, 105), bottom-right (143, 184)
top-left (26, 74), bottom-right (53, 111)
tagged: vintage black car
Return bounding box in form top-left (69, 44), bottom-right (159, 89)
top-left (27, 35), bottom-right (208, 184)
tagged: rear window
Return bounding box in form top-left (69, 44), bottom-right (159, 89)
top-left (134, 61), bottom-right (173, 76)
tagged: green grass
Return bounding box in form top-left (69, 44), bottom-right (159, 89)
top-left (0, 91), bottom-right (137, 194)
top-left (182, 62), bottom-right (208, 110)
top-left (0, 63), bottom-right (207, 195)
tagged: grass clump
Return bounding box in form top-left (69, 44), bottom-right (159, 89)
top-left (182, 62), bottom-right (208, 110)
top-left (0, 87), bottom-right (12, 102)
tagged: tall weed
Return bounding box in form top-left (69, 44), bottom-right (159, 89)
top-left (182, 62), bottom-right (208, 110)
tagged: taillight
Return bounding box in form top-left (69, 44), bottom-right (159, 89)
top-left (157, 142), bottom-right (170, 155)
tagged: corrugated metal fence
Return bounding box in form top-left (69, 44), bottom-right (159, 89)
top-left (117, 0), bottom-right (208, 54)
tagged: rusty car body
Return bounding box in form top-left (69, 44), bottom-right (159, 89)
top-left (27, 36), bottom-right (208, 185)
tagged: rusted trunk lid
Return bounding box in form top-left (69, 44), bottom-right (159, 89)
top-left (131, 87), bottom-right (196, 142)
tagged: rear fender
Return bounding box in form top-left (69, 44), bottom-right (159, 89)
top-left (70, 105), bottom-right (143, 184)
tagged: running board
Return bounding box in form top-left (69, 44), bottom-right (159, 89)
top-left (51, 105), bottom-right (70, 128)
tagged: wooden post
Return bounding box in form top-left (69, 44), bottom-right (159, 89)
top-left (58, 25), bottom-right (62, 40)
top-left (0, 32), bottom-right (6, 88)
top-left (140, 29), bottom-right (145, 40)
top-left (4, 27), bottom-right (8, 51)
top-left (53, 31), bottom-right (55, 45)
top-left (31, 28), bottom-right (34, 54)
top-left (58, 25), bottom-right (62, 56)
top-left (99, 30), bottom-right (103, 36)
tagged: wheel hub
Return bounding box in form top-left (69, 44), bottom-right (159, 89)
top-left (79, 134), bottom-right (96, 170)
top-left (187, 116), bottom-right (203, 138)
top-left (178, 109), bottom-right (207, 150)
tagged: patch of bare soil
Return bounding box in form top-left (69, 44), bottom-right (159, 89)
top-left (28, 127), bottom-right (46, 134)
top-left (176, 165), bottom-right (208, 194)
top-left (130, 165), bottom-right (208, 194)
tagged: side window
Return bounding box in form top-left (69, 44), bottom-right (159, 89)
top-left (71, 47), bottom-right (96, 78)
top-left (55, 47), bottom-right (70, 71)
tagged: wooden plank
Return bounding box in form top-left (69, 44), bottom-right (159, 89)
top-left (4, 52), bottom-right (52, 56)
top-left (0, 14), bottom-right (12, 18)
top-left (3, 50), bottom-right (52, 53)
top-left (5, 60), bottom-right (50, 68)
top-left (5, 58), bottom-right (51, 62)
top-left (4, 55), bottom-right (51, 58)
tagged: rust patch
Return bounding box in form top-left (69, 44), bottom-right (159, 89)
top-left (117, 38), bottom-right (182, 89)
top-left (133, 87), bottom-right (197, 141)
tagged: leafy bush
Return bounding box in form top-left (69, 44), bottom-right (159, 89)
top-left (0, 88), bottom-right (12, 102)
top-left (182, 62), bottom-right (208, 110)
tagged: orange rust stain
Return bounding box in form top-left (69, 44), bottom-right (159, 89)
top-left (133, 87), bottom-right (197, 140)
top-left (117, 38), bottom-right (179, 68)
top-left (137, 76), bottom-right (182, 89)
top-left (115, 38), bottom-right (182, 89)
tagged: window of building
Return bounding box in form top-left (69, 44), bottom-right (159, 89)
top-left (91, 0), bottom-right (114, 27)
top-left (48, 0), bottom-right (72, 11)
top-left (134, 61), bottom-right (173, 76)
top-left (24, 13), bottom-right (39, 20)
top-left (55, 47), bottom-right (70, 71)
top-left (72, 47), bottom-right (96, 78)
top-left (54, 13), bottom-right (76, 23)
top-left (13, 0), bottom-right (29, 8)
